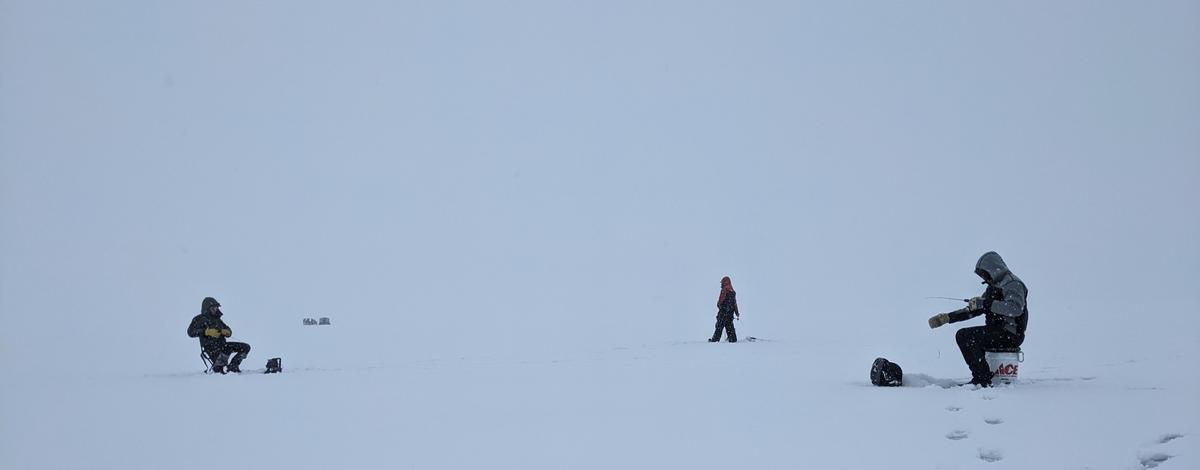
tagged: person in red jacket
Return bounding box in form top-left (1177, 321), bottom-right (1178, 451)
top-left (708, 276), bottom-right (739, 343)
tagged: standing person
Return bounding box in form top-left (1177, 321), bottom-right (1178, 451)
top-left (927, 252), bottom-right (1029, 387)
top-left (187, 297), bottom-right (252, 374)
top-left (709, 276), bottom-right (740, 343)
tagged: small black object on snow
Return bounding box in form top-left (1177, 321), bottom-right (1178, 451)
top-left (871, 357), bottom-right (903, 386)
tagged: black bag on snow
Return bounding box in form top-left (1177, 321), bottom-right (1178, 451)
top-left (265, 357), bottom-right (282, 374)
top-left (870, 357), bottom-right (903, 386)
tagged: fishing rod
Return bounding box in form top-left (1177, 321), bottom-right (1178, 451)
top-left (924, 296), bottom-right (968, 302)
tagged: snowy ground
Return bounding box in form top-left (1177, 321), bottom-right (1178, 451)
top-left (3, 323), bottom-right (1195, 469)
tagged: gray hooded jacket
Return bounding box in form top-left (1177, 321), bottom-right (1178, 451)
top-left (951, 252), bottom-right (1029, 336)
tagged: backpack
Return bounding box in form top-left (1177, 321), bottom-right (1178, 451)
top-left (871, 357), bottom-right (903, 386)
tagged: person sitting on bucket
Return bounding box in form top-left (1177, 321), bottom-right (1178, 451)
top-left (709, 276), bottom-right (740, 343)
top-left (927, 252), bottom-right (1029, 387)
top-left (187, 297), bottom-right (252, 374)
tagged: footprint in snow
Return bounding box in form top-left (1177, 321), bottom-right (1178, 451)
top-left (978, 448), bottom-right (1003, 462)
top-left (946, 406), bottom-right (962, 412)
top-left (1134, 433), bottom-right (1182, 468)
top-left (945, 430), bottom-right (969, 441)
top-left (1139, 452), bottom-right (1171, 469)
top-left (984, 418), bottom-right (1004, 425)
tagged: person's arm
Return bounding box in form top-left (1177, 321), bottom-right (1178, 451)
top-left (930, 307), bottom-right (982, 329)
top-left (990, 282), bottom-right (1027, 318)
top-left (947, 307), bottom-right (982, 324)
top-left (187, 316), bottom-right (205, 338)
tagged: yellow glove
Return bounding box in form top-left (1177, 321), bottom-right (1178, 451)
top-left (204, 328), bottom-right (222, 338)
top-left (221, 329), bottom-right (232, 337)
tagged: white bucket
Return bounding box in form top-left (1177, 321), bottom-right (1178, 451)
top-left (985, 350), bottom-right (1023, 384)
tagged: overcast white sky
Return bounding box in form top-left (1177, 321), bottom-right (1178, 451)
top-left (2, 1), bottom-right (1197, 373)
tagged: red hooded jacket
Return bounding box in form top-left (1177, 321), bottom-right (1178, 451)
top-left (717, 276), bottom-right (739, 317)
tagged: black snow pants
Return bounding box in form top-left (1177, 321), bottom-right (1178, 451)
top-left (206, 341), bottom-right (251, 367)
top-left (955, 326), bottom-right (1021, 381)
top-left (710, 314), bottom-right (737, 343)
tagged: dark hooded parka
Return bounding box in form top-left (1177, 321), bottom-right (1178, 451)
top-left (188, 297), bottom-right (232, 352)
top-left (948, 252), bottom-right (1029, 336)
top-left (187, 297), bottom-right (251, 370)
top-left (947, 252), bottom-right (1029, 383)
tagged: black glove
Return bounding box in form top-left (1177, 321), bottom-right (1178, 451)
top-left (968, 296), bottom-right (988, 311)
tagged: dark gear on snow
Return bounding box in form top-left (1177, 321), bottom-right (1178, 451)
top-left (710, 276), bottom-right (739, 343)
top-left (936, 252), bottom-right (1029, 386)
top-left (188, 297), bottom-right (251, 373)
top-left (870, 357), bottom-right (903, 386)
top-left (265, 357), bottom-right (283, 374)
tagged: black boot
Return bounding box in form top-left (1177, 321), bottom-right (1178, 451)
top-left (211, 365), bottom-right (226, 374)
top-left (964, 372), bottom-right (994, 388)
top-left (227, 364), bottom-right (241, 373)
top-left (968, 378), bottom-right (992, 388)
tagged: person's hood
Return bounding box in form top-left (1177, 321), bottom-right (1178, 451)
top-left (718, 276), bottom-right (735, 306)
top-left (974, 252), bottom-right (1011, 284)
top-left (201, 297), bottom-right (222, 317)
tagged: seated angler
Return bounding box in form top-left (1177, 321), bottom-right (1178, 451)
top-left (187, 297), bottom-right (251, 374)
top-left (927, 252), bottom-right (1029, 387)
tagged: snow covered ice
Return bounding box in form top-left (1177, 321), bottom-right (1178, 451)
top-left (3, 323), bottom-right (1197, 469)
top-left (2, 1), bottom-right (1197, 469)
